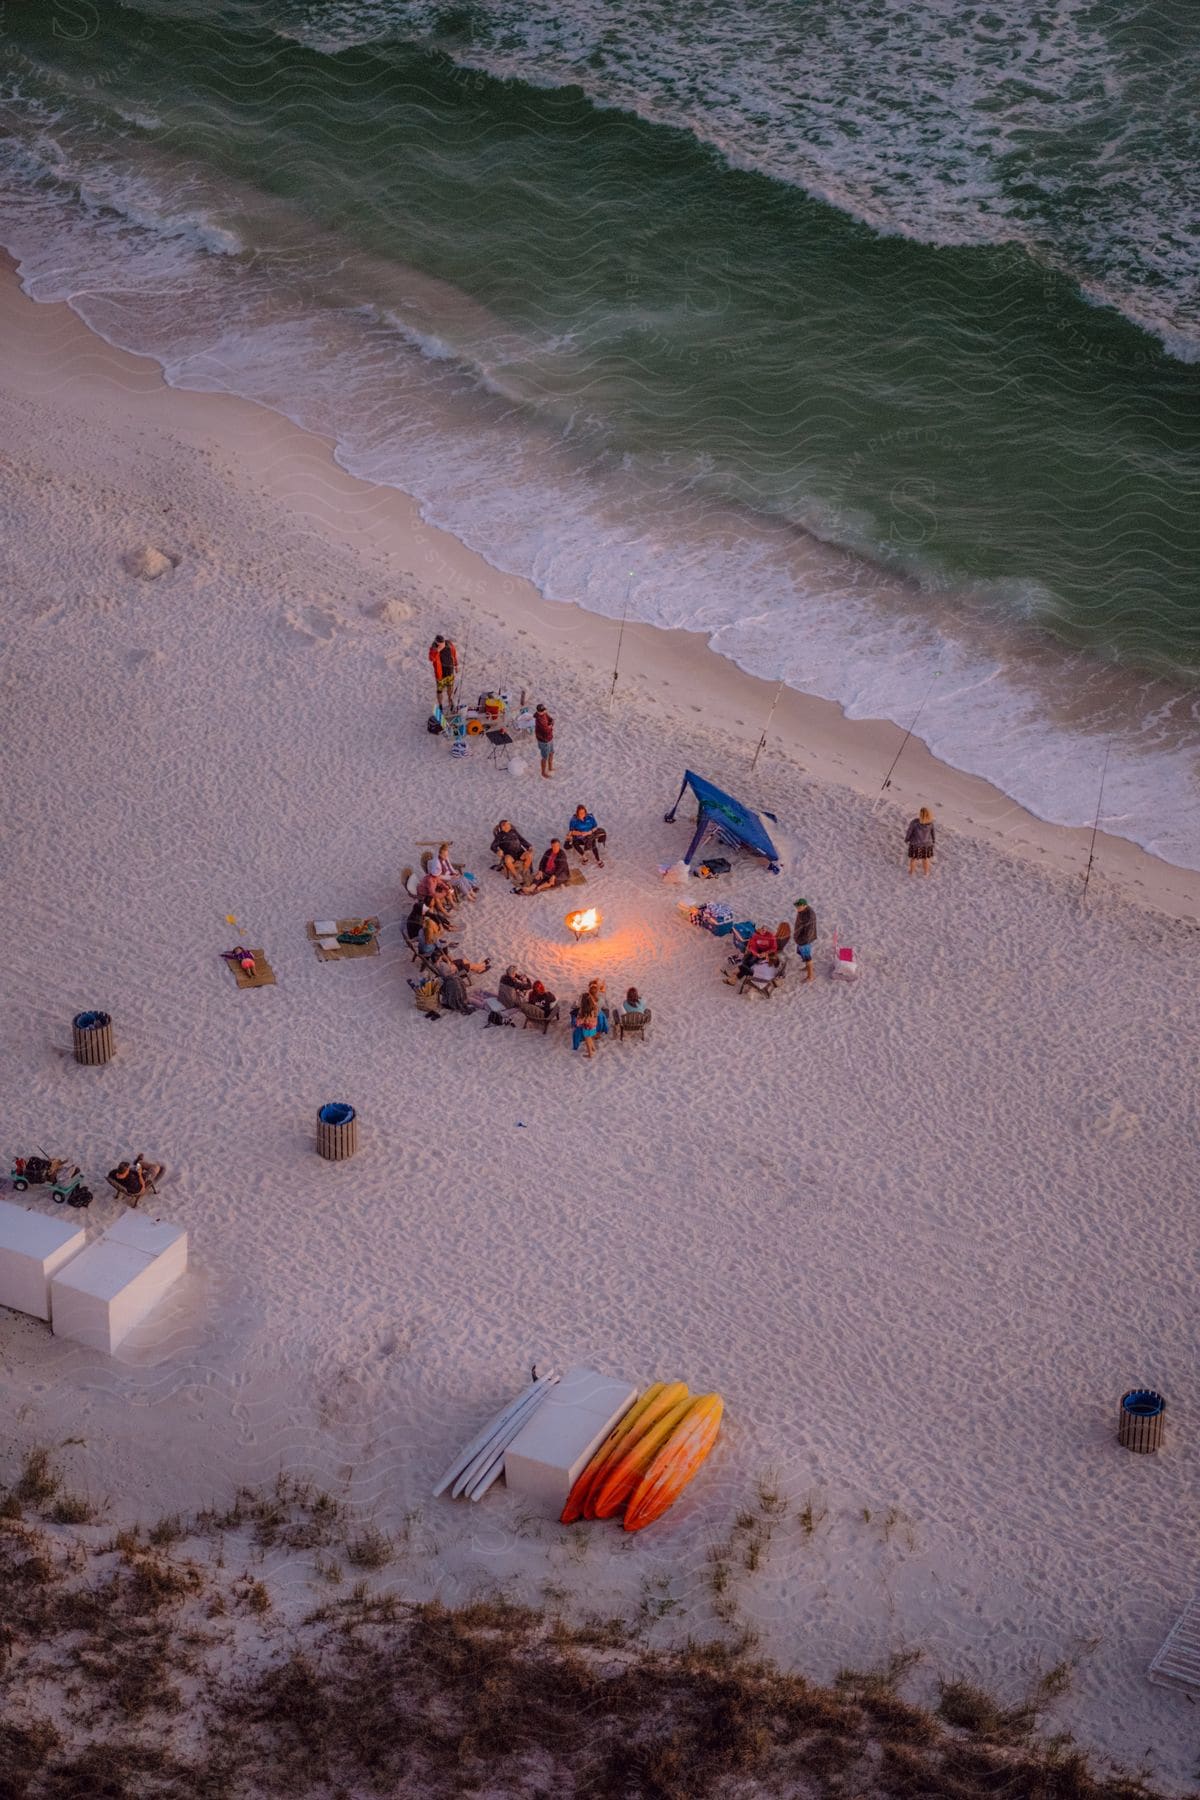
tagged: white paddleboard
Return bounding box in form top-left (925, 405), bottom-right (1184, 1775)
top-left (432, 1371), bottom-right (558, 1498)
top-left (450, 1379), bottom-right (557, 1499)
top-left (466, 1442), bottom-right (510, 1501)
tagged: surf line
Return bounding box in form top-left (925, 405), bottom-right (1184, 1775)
top-left (871, 670), bottom-right (940, 813)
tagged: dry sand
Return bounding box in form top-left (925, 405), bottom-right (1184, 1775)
top-left (1, 260), bottom-right (1198, 1787)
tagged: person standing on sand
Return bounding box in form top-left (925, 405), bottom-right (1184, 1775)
top-left (428, 634), bottom-right (458, 707)
top-left (905, 807), bottom-right (936, 876)
top-left (534, 703), bottom-right (554, 777)
top-left (793, 898), bottom-right (817, 981)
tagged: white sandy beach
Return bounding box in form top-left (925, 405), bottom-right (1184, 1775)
top-left (1, 261), bottom-right (1199, 1787)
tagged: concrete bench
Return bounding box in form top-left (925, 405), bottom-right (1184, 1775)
top-left (50, 1211), bottom-right (188, 1354)
top-left (0, 1201), bottom-right (87, 1322)
top-left (505, 1366), bottom-right (637, 1511)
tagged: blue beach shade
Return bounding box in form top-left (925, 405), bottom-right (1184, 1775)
top-left (1121, 1389), bottom-right (1165, 1419)
top-left (318, 1103), bottom-right (355, 1128)
top-left (73, 1010), bottom-right (111, 1030)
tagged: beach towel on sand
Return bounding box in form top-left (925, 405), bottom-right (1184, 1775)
top-left (306, 920), bottom-right (381, 963)
top-left (223, 948), bottom-right (275, 989)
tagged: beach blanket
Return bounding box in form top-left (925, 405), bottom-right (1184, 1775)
top-left (224, 949), bottom-right (275, 990)
top-left (306, 919), bottom-right (381, 963)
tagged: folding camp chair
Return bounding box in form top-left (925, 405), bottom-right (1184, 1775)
top-left (105, 1172), bottom-right (158, 1204)
top-left (518, 999), bottom-right (560, 1033)
top-left (486, 728), bottom-right (513, 770)
top-left (739, 961), bottom-right (784, 998)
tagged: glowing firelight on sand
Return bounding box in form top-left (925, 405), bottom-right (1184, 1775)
top-left (565, 907), bottom-right (601, 941)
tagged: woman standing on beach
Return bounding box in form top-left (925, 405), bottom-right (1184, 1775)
top-left (905, 808), bottom-right (936, 877)
top-left (572, 992), bottom-right (599, 1057)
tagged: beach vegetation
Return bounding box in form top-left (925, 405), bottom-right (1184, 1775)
top-left (48, 1490), bottom-right (97, 1526)
top-left (345, 1524), bottom-right (393, 1569)
top-left (797, 1491), bottom-right (829, 1538)
top-left (10, 1444), bottom-right (63, 1508)
top-left (0, 1471), bottom-right (1170, 1799)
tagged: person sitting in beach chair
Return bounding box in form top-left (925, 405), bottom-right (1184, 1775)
top-left (517, 839), bottom-right (571, 895)
top-left (723, 924), bottom-right (779, 985)
top-left (499, 971), bottom-right (559, 1031)
top-left (616, 987), bottom-right (652, 1042)
top-left (405, 886), bottom-right (451, 943)
top-left (740, 955), bottom-right (783, 998)
top-left (524, 980), bottom-right (559, 1029)
top-left (417, 915), bottom-right (449, 960)
top-left (565, 805), bottom-right (607, 866)
top-left (106, 1155), bottom-right (165, 1204)
top-left (417, 857), bottom-right (459, 911)
top-left (498, 966), bottom-right (533, 1009)
top-left (415, 949), bottom-right (473, 1016)
top-left (746, 925), bottom-right (778, 960)
top-left (490, 819), bottom-right (534, 881)
top-left (444, 950), bottom-right (492, 984)
top-left (432, 842), bottom-right (478, 902)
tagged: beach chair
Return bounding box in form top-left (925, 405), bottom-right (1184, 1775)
top-left (105, 1171), bottom-right (158, 1204)
top-left (616, 1007), bottom-right (651, 1043)
top-left (517, 998), bottom-right (560, 1034)
top-left (739, 960), bottom-right (784, 998)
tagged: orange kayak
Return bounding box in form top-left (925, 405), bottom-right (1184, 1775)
top-left (591, 1391), bottom-right (697, 1520)
top-left (624, 1394), bottom-right (724, 1532)
top-left (560, 1382), bottom-right (666, 1524)
top-left (580, 1382), bottom-right (690, 1520)
top-left (582, 1382), bottom-right (694, 1512)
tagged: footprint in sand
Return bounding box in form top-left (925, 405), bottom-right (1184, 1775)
top-left (282, 603), bottom-right (345, 644)
top-left (1095, 1098), bottom-right (1140, 1141)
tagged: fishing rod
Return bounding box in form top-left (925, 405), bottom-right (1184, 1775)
top-left (871, 670), bottom-right (940, 812)
top-left (608, 572), bottom-right (634, 712)
top-left (750, 678), bottom-right (786, 774)
top-left (1082, 740), bottom-right (1111, 902)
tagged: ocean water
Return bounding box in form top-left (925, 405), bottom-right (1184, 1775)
top-left (1, 0), bottom-right (1197, 865)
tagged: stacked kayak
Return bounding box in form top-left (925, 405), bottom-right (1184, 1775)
top-left (561, 1382), bottom-right (723, 1532)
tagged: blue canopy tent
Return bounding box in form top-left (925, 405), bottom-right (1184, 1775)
top-left (664, 770), bottom-right (782, 873)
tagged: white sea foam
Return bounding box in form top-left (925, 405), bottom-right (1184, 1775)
top-left (285, 0), bottom-right (1200, 363)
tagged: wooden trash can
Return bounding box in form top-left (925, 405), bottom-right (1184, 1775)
top-left (1118, 1389), bottom-right (1165, 1454)
top-left (72, 1010), bottom-right (113, 1066)
top-left (317, 1102), bottom-right (357, 1162)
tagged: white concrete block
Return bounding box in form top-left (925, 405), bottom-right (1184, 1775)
top-left (50, 1214), bottom-right (187, 1354)
top-left (103, 1211), bottom-right (188, 1283)
top-left (0, 1202), bottom-right (87, 1322)
top-left (505, 1368), bottom-right (637, 1511)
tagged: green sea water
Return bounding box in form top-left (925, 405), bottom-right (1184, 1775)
top-left (1, 0), bottom-right (1197, 857)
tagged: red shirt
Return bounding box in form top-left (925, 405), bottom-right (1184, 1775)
top-left (747, 929), bottom-right (777, 958)
top-left (534, 710), bottom-right (554, 742)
